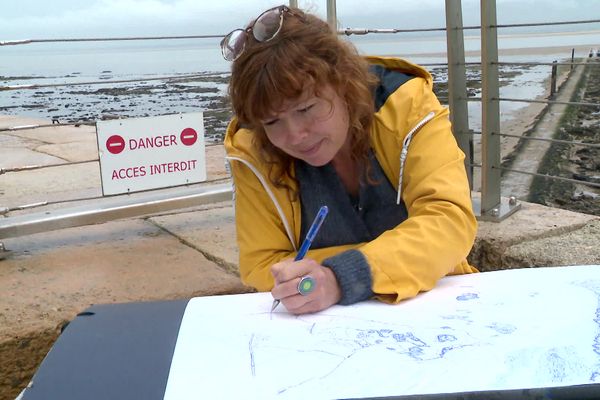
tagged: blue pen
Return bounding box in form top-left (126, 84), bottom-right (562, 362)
top-left (271, 205), bottom-right (329, 312)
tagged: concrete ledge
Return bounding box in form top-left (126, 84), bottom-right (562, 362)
top-left (503, 219), bottom-right (600, 267)
top-left (470, 200), bottom-right (599, 271)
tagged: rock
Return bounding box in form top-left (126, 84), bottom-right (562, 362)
top-left (572, 191), bottom-right (600, 201)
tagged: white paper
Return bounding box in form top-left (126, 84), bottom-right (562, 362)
top-left (163, 265), bottom-right (600, 399)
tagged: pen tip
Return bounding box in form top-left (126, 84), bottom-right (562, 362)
top-left (271, 299), bottom-right (280, 312)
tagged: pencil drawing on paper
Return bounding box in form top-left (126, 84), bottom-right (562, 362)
top-left (244, 279), bottom-right (600, 396)
top-left (456, 292), bottom-right (479, 301)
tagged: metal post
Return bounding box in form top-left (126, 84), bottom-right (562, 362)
top-left (326, 0), bottom-right (337, 31)
top-left (0, 184), bottom-right (233, 239)
top-left (445, 0), bottom-right (473, 189)
top-left (288, 0), bottom-right (298, 8)
top-left (0, 242), bottom-right (7, 260)
top-left (479, 0), bottom-right (520, 221)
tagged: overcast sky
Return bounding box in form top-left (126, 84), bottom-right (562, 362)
top-left (1, 0), bottom-right (599, 40)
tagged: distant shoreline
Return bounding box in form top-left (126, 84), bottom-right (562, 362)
top-left (1, 44), bottom-right (595, 144)
top-left (399, 44), bottom-right (596, 59)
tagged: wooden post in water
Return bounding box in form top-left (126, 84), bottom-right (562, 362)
top-left (571, 48), bottom-right (575, 71)
top-left (550, 60), bottom-right (558, 98)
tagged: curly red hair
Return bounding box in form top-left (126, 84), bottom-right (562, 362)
top-left (228, 7), bottom-right (378, 193)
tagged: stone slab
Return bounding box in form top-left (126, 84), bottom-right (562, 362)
top-left (150, 203), bottom-right (239, 274)
top-left (504, 219), bottom-right (600, 267)
top-left (471, 201), bottom-right (599, 271)
top-left (1, 163), bottom-right (102, 208)
top-left (476, 200), bottom-right (596, 244)
top-left (36, 140), bottom-right (99, 163)
top-left (11, 124), bottom-right (96, 147)
top-left (0, 217), bottom-right (248, 337)
top-left (0, 145), bottom-right (65, 170)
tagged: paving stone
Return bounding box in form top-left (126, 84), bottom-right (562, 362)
top-left (504, 219), bottom-right (600, 267)
top-left (150, 203), bottom-right (238, 274)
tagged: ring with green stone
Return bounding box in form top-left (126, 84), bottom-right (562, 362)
top-left (297, 276), bottom-right (316, 295)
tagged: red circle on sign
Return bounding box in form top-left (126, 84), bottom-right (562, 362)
top-left (106, 135), bottom-right (125, 154)
top-left (180, 128), bottom-right (198, 146)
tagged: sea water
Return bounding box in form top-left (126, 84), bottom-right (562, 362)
top-left (2, 30), bottom-right (600, 79)
top-left (1, 29), bottom-right (599, 138)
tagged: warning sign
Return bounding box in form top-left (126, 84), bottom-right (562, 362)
top-left (96, 113), bottom-right (207, 195)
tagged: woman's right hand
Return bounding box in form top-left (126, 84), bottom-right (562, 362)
top-left (271, 258), bottom-right (342, 314)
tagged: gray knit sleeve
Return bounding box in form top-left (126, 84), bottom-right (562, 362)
top-left (322, 249), bottom-right (374, 305)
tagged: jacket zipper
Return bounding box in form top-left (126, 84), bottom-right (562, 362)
top-left (396, 111), bottom-right (436, 204)
top-left (224, 155), bottom-right (298, 251)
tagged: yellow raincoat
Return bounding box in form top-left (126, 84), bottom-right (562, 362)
top-left (224, 56), bottom-right (477, 304)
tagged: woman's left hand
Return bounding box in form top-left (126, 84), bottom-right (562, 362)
top-left (271, 258), bottom-right (341, 314)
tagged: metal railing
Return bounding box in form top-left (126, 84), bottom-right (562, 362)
top-left (338, 0), bottom-right (600, 221)
top-left (1, 0), bottom-right (599, 242)
top-left (476, 2), bottom-right (599, 219)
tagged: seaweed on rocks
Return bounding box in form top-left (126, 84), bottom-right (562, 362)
top-left (529, 61), bottom-right (600, 216)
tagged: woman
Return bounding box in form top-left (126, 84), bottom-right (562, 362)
top-left (222, 5), bottom-right (477, 315)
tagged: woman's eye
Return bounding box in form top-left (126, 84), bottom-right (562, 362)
top-left (263, 119), bottom-right (278, 126)
top-left (298, 104), bottom-right (314, 113)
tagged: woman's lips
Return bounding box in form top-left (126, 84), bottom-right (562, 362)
top-left (297, 140), bottom-right (323, 157)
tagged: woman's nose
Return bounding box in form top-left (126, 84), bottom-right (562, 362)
top-left (282, 118), bottom-right (308, 145)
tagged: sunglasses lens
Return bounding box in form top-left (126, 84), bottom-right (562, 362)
top-left (221, 29), bottom-right (247, 61)
top-left (253, 8), bottom-right (283, 42)
top-left (221, 6), bottom-right (292, 61)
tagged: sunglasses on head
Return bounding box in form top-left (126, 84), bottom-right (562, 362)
top-left (220, 5), bottom-right (305, 62)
